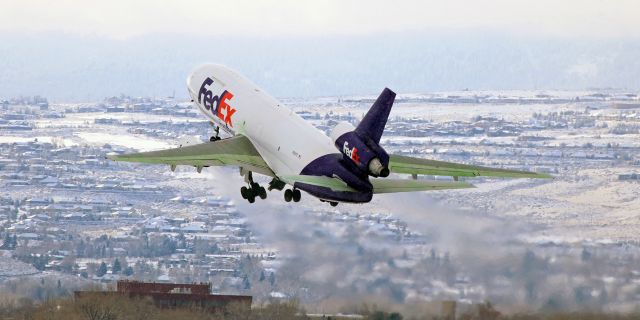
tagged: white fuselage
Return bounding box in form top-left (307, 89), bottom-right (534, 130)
top-left (186, 64), bottom-right (336, 176)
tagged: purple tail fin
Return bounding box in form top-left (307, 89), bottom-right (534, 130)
top-left (355, 88), bottom-right (396, 143)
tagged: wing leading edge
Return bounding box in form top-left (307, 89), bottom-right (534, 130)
top-left (389, 154), bottom-right (552, 179)
top-left (107, 135), bottom-right (275, 177)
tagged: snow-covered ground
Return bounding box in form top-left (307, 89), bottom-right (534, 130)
top-left (74, 132), bottom-right (173, 151)
top-left (0, 251), bottom-right (38, 278)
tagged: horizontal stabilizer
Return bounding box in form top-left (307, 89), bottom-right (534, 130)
top-left (389, 154), bottom-right (552, 179)
top-left (279, 174), bottom-right (474, 194)
top-left (279, 175), bottom-right (358, 192)
top-left (107, 135), bottom-right (274, 177)
top-left (371, 178), bottom-right (475, 194)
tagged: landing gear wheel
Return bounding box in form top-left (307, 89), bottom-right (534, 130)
top-left (284, 189), bottom-right (293, 202)
top-left (247, 193), bottom-right (256, 203)
top-left (209, 136), bottom-right (221, 142)
top-left (240, 186), bottom-right (249, 199)
top-left (329, 201), bottom-right (338, 207)
top-left (259, 186), bottom-right (267, 199)
top-left (292, 189), bottom-right (301, 202)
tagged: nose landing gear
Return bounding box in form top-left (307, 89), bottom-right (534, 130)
top-left (209, 123), bottom-right (221, 142)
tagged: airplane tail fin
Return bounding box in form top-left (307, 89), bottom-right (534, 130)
top-left (355, 88), bottom-right (396, 143)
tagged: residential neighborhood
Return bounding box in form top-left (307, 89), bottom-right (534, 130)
top-left (1, 90), bottom-right (640, 311)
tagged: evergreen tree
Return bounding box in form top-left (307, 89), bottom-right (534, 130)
top-left (96, 262), bottom-right (108, 277)
top-left (243, 275), bottom-right (251, 290)
top-left (113, 258), bottom-right (122, 274)
top-left (33, 256), bottom-right (48, 271)
top-left (124, 266), bottom-right (134, 276)
top-left (1, 234), bottom-right (11, 249)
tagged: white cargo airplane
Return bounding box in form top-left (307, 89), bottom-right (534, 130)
top-left (109, 64), bottom-right (550, 206)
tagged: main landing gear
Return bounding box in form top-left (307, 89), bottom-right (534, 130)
top-left (240, 170), bottom-right (266, 203)
top-left (236, 173), bottom-right (303, 204)
top-left (241, 183), bottom-right (266, 203)
top-left (266, 178), bottom-right (301, 203)
top-left (283, 188), bottom-right (301, 203)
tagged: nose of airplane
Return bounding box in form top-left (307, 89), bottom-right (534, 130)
top-left (186, 64), bottom-right (231, 100)
top-left (186, 65), bottom-right (216, 98)
top-left (186, 73), bottom-right (197, 98)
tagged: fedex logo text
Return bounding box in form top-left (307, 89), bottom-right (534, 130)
top-left (343, 141), bottom-right (360, 164)
top-left (198, 77), bottom-right (236, 127)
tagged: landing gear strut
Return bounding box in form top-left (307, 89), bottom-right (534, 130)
top-left (239, 169), bottom-right (266, 203)
top-left (209, 124), bottom-right (221, 142)
top-left (284, 188), bottom-right (301, 203)
top-left (267, 178), bottom-right (286, 191)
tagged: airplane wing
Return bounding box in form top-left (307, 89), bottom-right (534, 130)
top-left (389, 154), bottom-right (552, 179)
top-left (107, 135), bottom-right (275, 177)
top-left (280, 175), bottom-right (475, 193)
top-left (371, 178), bottom-right (475, 193)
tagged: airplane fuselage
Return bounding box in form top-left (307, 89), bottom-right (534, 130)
top-left (187, 64), bottom-right (372, 203)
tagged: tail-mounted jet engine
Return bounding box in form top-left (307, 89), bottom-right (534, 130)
top-left (330, 122), bottom-right (390, 177)
top-left (330, 123), bottom-right (389, 177)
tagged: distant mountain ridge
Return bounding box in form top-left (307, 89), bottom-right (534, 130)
top-left (0, 32), bottom-right (639, 101)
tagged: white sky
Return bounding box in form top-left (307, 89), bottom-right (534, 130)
top-left (0, 0), bottom-right (638, 39)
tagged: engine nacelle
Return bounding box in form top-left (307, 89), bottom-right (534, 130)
top-left (330, 122), bottom-right (390, 177)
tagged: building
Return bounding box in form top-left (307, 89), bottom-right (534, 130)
top-left (75, 280), bottom-right (252, 312)
top-left (619, 173), bottom-right (639, 181)
top-left (117, 280), bottom-right (211, 294)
